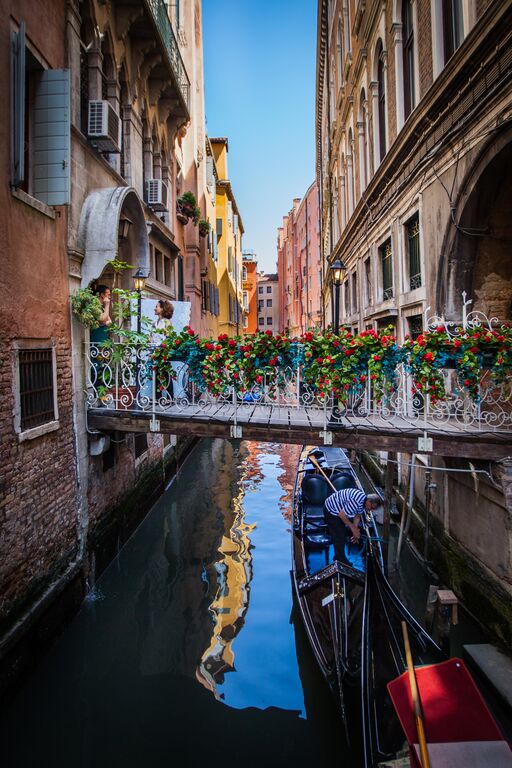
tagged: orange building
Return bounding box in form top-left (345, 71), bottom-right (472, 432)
top-left (242, 250), bottom-right (258, 334)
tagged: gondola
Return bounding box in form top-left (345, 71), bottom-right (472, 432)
top-left (291, 445), bottom-right (442, 767)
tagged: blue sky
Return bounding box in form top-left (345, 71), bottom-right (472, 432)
top-left (202, 0), bottom-right (317, 273)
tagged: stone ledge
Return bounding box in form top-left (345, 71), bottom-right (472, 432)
top-left (464, 643), bottom-right (512, 714)
top-left (11, 187), bottom-right (56, 220)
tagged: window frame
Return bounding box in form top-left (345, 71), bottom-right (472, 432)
top-left (14, 339), bottom-right (59, 441)
top-left (379, 238), bottom-right (394, 301)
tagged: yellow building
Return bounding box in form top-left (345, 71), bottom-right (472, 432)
top-left (199, 137), bottom-right (220, 338)
top-left (210, 138), bottom-right (244, 337)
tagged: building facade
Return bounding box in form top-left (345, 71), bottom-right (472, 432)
top-left (256, 273), bottom-right (279, 333)
top-left (317, 0), bottom-right (512, 643)
top-left (211, 138), bottom-right (244, 337)
top-left (277, 182), bottom-right (322, 335)
top-left (1, 0), bottom-right (239, 677)
top-left (242, 250), bottom-right (258, 334)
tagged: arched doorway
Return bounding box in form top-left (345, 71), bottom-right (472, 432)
top-left (439, 129), bottom-right (512, 322)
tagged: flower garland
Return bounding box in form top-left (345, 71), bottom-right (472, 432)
top-left (148, 325), bottom-right (512, 403)
top-left (403, 324), bottom-right (512, 402)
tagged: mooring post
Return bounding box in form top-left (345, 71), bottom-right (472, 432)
top-left (383, 451), bottom-right (396, 571)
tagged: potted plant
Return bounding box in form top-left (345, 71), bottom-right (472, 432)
top-left (177, 191), bottom-right (200, 225)
top-left (71, 288), bottom-right (103, 328)
top-left (198, 218), bottom-right (211, 238)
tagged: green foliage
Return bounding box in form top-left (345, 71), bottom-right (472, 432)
top-left (71, 288), bottom-right (103, 329)
top-left (177, 192), bottom-right (201, 225)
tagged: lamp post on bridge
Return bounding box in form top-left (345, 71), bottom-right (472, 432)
top-left (133, 269), bottom-right (147, 405)
top-left (330, 258), bottom-right (347, 334)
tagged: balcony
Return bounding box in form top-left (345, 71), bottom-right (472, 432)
top-left (120, 0), bottom-right (190, 119)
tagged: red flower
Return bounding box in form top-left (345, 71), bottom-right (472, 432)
top-left (464, 379), bottom-right (471, 387)
top-left (424, 352), bottom-right (434, 361)
top-left (255, 375), bottom-right (263, 383)
top-left (265, 329), bottom-right (273, 336)
top-left (228, 338), bottom-right (236, 347)
top-left (317, 357), bottom-right (324, 364)
top-left (373, 354), bottom-right (381, 362)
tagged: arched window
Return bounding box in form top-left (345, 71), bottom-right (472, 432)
top-left (402, 0), bottom-right (415, 119)
top-left (358, 90), bottom-right (368, 191)
top-left (329, 58), bottom-right (336, 123)
top-left (337, 20), bottom-right (343, 91)
top-left (343, 0), bottom-right (351, 56)
top-left (347, 128), bottom-right (355, 216)
top-left (377, 42), bottom-right (387, 161)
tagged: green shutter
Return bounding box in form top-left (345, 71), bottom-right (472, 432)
top-left (33, 69), bottom-right (70, 205)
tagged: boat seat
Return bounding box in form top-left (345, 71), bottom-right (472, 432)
top-left (302, 502), bottom-right (326, 522)
top-left (301, 474), bottom-right (332, 505)
top-left (330, 472), bottom-right (357, 491)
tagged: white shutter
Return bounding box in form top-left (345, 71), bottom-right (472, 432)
top-left (33, 69), bottom-right (71, 205)
top-left (206, 156), bottom-right (214, 188)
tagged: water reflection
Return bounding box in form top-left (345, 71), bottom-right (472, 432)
top-left (0, 439), bottom-right (347, 768)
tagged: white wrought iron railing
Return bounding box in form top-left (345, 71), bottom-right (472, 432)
top-left (85, 342), bottom-right (512, 435)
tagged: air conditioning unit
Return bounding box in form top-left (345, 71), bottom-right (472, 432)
top-left (145, 179), bottom-right (169, 211)
top-left (87, 100), bottom-right (120, 152)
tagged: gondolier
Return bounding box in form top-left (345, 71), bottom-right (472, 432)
top-left (324, 488), bottom-right (381, 560)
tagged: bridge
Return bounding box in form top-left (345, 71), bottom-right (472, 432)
top-left (86, 351), bottom-right (512, 460)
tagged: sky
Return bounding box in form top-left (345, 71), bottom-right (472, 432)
top-left (202, 0), bottom-right (317, 273)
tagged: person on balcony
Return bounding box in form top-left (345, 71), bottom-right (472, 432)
top-left (90, 283), bottom-right (112, 344)
top-left (150, 299), bottom-right (174, 342)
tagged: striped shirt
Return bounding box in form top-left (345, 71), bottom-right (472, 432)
top-left (324, 488), bottom-right (366, 519)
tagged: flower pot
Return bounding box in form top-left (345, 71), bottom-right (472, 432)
top-left (177, 212), bottom-right (189, 224)
top-left (199, 228), bottom-right (209, 238)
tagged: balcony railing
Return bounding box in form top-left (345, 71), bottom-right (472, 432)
top-left (85, 343), bottom-right (512, 434)
top-left (145, 0), bottom-right (190, 109)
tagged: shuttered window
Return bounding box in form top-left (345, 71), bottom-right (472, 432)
top-left (10, 23), bottom-right (70, 205)
top-left (18, 348), bottom-right (56, 431)
top-left (406, 214), bottom-right (421, 290)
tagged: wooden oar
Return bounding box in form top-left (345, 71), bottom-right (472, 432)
top-left (401, 621), bottom-right (431, 768)
top-left (308, 454), bottom-right (337, 492)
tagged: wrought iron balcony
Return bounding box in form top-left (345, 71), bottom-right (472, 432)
top-left (142, 0), bottom-right (190, 114)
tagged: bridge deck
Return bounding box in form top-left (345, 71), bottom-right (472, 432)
top-left (88, 405), bottom-right (512, 459)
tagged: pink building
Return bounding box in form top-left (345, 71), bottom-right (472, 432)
top-left (277, 181), bottom-right (322, 335)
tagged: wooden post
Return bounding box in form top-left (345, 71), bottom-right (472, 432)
top-left (436, 589), bottom-right (458, 654)
top-left (383, 451), bottom-right (396, 571)
top-left (425, 584), bottom-right (439, 635)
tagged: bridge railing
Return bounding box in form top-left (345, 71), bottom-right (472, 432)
top-left (85, 343), bottom-right (512, 434)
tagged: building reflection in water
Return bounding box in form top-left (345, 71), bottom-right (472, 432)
top-left (196, 442), bottom-right (302, 698)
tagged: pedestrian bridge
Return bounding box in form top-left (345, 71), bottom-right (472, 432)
top-left (86, 352), bottom-right (512, 460)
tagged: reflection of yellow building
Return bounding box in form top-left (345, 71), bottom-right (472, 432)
top-left (197, 464), bottom-right (255, 695)
top-left (210, 138), bottom-right (244, 337)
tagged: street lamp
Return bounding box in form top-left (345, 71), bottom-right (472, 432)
top-left (133, 268), bottom-right (147, 334)
top-left (330, 258), bottom-right (347, 334)
top-left (118, 215), bottom-right (133, 241)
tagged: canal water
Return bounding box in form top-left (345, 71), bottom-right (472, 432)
top-left (0, 439), bottom-right (491, 767)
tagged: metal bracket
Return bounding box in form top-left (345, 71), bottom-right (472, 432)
top-left (320, 430), bottom-right (333, 445)
top-left (149, 418), bottom-right (160, 432)
top-left (230, 425), bottom-right (243, 439)
top-left (418, 431), bottom-right (433, 453)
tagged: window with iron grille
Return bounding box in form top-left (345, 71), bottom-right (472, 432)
top-left (406, 214), bottom-right (421, 290)
top-left (380, 239), bottom-right (393, 300)
top-left (18, 348), bottom-right (56, 431)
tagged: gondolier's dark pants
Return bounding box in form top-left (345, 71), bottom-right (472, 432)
top-left (323, 506), bottom-right (348, 563)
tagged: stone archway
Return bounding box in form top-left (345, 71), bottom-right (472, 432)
top-left (438, 127), bottom-right (512, 321)
top-left (78, 186), bottom-right (150, 289)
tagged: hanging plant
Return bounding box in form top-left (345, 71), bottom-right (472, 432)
top-left (198, 219), bottom-right (211, 238)
top-left (71, 288), bottom-right (103, 329)
top-left (177, 192), bottom-right (200, 225)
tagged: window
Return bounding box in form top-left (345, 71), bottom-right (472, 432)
top-left (266, 317), bottom-right (272, 326)
top-left (228, 246), bottom-right (233, 274)
top-left (10, 23), bottom-right (70, 205)
top-left (258, 299), bottom-right (264, 310)
top-left (442, 0), bottom-right (463, 63)
top-left (266, 286), bottom-right (272, 294)
top-left (155, 248), bottom-right (163, 283)
top-left (258, 286), bottom-right (263, 294)
top-left (266, 299), bottom-right (272, 308)
top-left (243, 291), bottom-right (249, 311)
top-left (351, 273), bottom-right (358, 312)
top-left (337, 21), bottom-right (343, 90)
top-left (259, 317), bottom-right (264, 326)
top-left (402, 0), bottom-right (415, 119)
top-left (242, 266), bottom-right (247, 281)
top-left (17, 347), bottom-right (56, 432)
top-left (377, 44), bottom-right (387, 160)
top-left (177, 254), bottom-right (184, 301)
top-left (380, 239), bottom-right (393, 300)
top-left (406, 214), bottom-right (421, 290)
top-left (243, 315), bottom-right (248, 329)
top-left (364, 257), bottom-right (372, 306)
top-left (408, 314), bottom-right (423, 339)
top-left (344, 281), bottom-right (351, 315)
